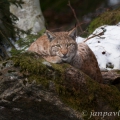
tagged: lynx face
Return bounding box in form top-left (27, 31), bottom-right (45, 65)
top-left (46, 28), bottom-right (77, 62)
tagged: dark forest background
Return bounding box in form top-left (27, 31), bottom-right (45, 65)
top-left (40, 0), bottom-right (120, 31)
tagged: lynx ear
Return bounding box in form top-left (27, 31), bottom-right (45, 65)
top-left (68, 27), bottom-right (77, 40)
top-left (46, 30), bottom-right (56, 42)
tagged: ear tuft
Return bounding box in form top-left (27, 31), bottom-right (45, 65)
top-left (46, 30), bottom-right (56, 42)
top-left (68, 27), bottom-right (77, 41)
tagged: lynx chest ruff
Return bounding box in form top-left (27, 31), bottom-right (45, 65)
top-left (28, 28), bottom-right (103, 83)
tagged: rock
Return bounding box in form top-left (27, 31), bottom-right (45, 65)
top-left (0, 59), bottom-right (82, 120)
top-left (10, 0), bottom-right (45, 33)
top-left (64, 67), bottom-right (86, 91)
top-left (102, 70), bottom-right (120, 90)
top-left (0, 52), bottom-right (120, 120)
top-left (102, 70), bottom-right (120, 84)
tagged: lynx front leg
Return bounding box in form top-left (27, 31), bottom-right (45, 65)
top-left (43, 56), bottom-right (62, 63)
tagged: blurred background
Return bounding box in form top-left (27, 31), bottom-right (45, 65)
top-left (41, 0), bottom-right (120, 31)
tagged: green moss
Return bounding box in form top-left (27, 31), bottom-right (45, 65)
top-left (57, 74), bottom-right (120, 119)
top-left (115, 70), bottom-right (120, 74)
top-left (11, 52), bottom-right (67, 88)
top-left (59, 76), bottom-right (97, 111)
top-left (11, 52), bottom-right (120, 120)
top-left (12, 52), bottom-right (45, 74)
top-left (88, 7), bottom-right (120, 33)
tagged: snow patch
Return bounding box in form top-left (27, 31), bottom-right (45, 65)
top-left (77, 25), bottom-right (120, 70)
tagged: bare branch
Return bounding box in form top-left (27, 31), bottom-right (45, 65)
top-left (83, 28), bottom-right (106, 42)
top-left (67, 1), bottom-right (83, 33)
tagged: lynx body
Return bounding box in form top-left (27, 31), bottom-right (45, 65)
top-left (28, 28), bottom-right (103, 83)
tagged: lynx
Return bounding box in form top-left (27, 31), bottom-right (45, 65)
top-left (28, 28), bottom-right (103, 83)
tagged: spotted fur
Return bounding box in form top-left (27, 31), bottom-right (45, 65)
top-left (28, 28), bottom-right (103, 83)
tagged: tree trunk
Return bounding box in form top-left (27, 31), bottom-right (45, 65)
top-left (10, 0), bottom-right (45, 33)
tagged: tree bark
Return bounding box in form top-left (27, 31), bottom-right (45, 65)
top-left (10, 0), bottom-right (45, 33)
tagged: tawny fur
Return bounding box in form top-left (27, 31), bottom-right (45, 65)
top-left (28, 29), bottom-right (103, 83)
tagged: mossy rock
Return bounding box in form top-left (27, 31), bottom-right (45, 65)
top-left (88, 7), bottom-right (120, 33)
top-left (11, 52), bottom-right (120, 120)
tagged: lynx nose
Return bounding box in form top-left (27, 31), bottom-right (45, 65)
top-left (63, 54), bottom-right (67, 58)
top-left (61, 48), bottom-right (68, 58)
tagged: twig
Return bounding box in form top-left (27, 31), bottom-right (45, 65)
top-left (67, 1), bottom-right (83, 33)
top-left (83, 28), bottom-right (105, 42)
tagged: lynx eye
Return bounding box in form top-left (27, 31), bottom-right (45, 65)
top-left (55, 44), bottom-right (60, 47)
top-left (68, 43), bottom-right (74, 47)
